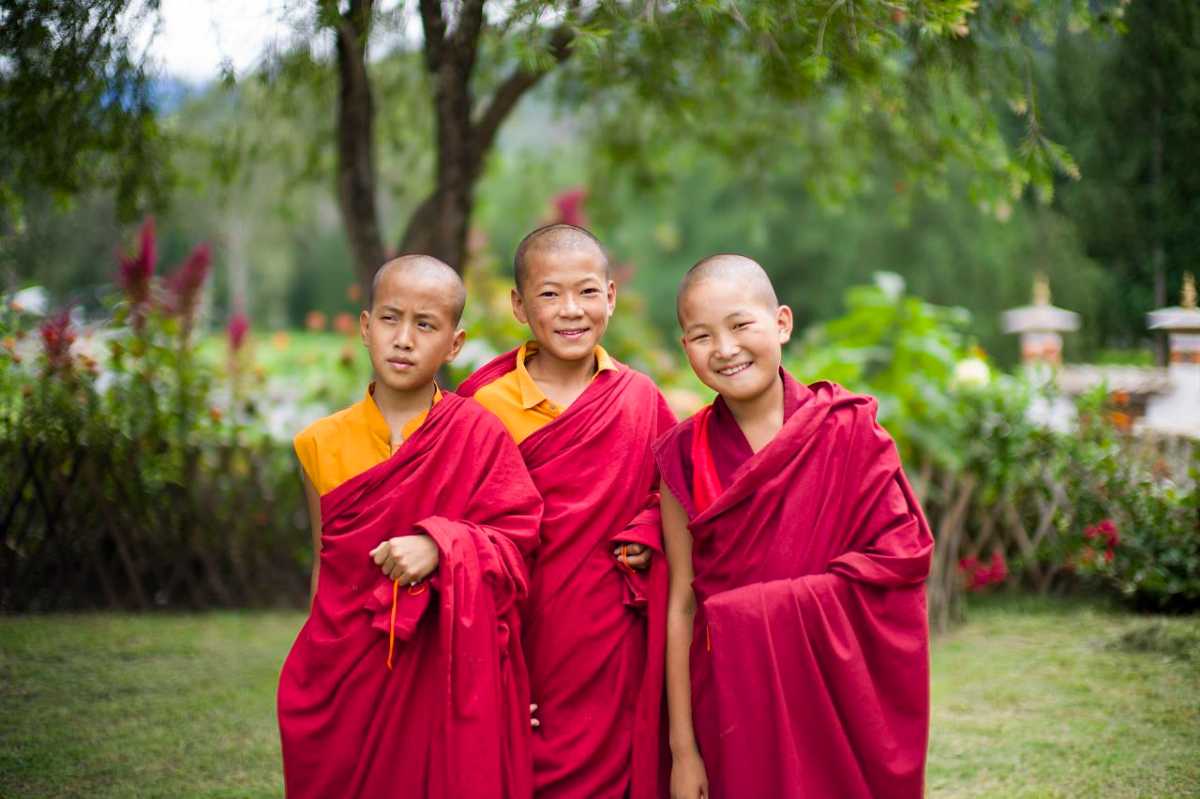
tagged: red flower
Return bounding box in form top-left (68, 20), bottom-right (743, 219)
top-left (166, 243), bottom-right (212, 320)
top-left (40, 308), bottom-right (76, 372)
top-left (228, 311), bottom-right (249, 353)
top-left (552, 187), bottom-right (588, 228)
top-left (118, 217), bottom-right (158, 316)
top-left (959, 551), bottom-right (1008, 591)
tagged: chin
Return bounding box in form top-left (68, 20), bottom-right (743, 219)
top-left (377, 370), bottom-right (435, 394)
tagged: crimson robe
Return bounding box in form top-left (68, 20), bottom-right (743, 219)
top-left (459, 351), bottom-right (677, 799)
top-left (278, 393), bottom-right (542, 799)
top-left (654, 372), bottom-right (932, 799)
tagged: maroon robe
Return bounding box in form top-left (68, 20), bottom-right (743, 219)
top-left (459, 351), bottom-right (677, 799)
top-left (278, 393), bottom-right (542, 799)
top-left (654, 371), bottom-right (932, 799)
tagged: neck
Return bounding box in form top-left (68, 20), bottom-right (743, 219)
top-left (527, 344), bottom-right (596, 389)
top-left (724, 372), bottom-right (785, 441)
top-left (371, 379), bottom-right (435, 420)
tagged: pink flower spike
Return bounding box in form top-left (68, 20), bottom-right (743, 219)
top-left (168, 243), bottom-right (212, 317)
top-left (228, 311), bottom-right (249, 352)
top-left (553, 187), bottom-right (588, 228)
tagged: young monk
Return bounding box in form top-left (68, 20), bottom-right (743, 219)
top-left (654, 254), bottom-right (933, 799)
top-left (458, 224), bottom-right (676, 799)
top-left (278, 255), bottom-right (543, 799)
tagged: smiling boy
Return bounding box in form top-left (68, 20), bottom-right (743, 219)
top-left (459, 225), bottom-right (676, 799)
top-left (654, 254), bottom-right (933, 799)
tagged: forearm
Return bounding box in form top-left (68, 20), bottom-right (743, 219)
top-left (666, 603), bottom-right (700, 758)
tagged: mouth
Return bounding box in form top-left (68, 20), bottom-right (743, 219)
top-left (555, 328), bottom-right (590, 341)
top-left (386, 358), bottom-right (417, 371)
top-left (716, 362), bottom-right (752, 377)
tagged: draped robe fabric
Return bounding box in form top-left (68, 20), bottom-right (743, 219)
top-left (654, 374), bottom-right (933, 799)
top-left (278, 393), bottom-right (543, 799)
top-left (459, 350), bottom-right (677, 799)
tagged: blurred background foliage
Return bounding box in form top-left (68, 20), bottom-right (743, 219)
top-left (2, 0), bottom-right (1198, 616)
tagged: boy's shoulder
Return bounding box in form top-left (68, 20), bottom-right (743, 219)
top-left (293, 399), bottom-right (368, 453)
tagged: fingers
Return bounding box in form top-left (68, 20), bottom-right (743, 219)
top-left (612, 542), bottom-right (652, 570)
top-left (530, 703), bottom-right (540, 729)
top-left (370, 541), bottom-right (389, 565)
top-left (626, 549), bottom-right (652, 570)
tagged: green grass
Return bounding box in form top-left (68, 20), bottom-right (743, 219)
top-left (1, 596), bottom-right (1197, 798)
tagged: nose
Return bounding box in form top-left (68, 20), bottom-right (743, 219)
top-left (393, 322), bottom-right (415, 350)
top-left (713, 331), bottom-right (739, 360)
top-left (560, 293), bottom-right (584, 318)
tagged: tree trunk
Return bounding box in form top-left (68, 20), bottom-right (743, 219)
top-left (398, 61), bottom-right (476, 272)
top-left (330, 0), bottom-right (387, 291)
top-left (399, 3), bottom-right (581, 275)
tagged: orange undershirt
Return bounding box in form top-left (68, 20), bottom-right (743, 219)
top-left (472, 341), bottom-right (616, 444)
top-left (294, 383), bottom-right (442, 496)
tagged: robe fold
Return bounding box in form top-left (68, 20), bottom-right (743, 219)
top-left (278, 393), bottom-right (543, 799)
top-left (654, 373), bottom-right (933, 799)
top-left (460, 350), bottom-right (677, 799)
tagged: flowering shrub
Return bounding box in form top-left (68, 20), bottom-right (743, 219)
top-left (0, 220), bottom-right (308, 611)
top-left (959, 551), bottom-right (1009, 592)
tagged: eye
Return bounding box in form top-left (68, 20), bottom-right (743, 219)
top-left (381, 314), bottom-right (396, 322)
top-left (733, 321), bottom-right (752, 330)
top-left (417, 321), bottom-right (433, 330)
top-left (690, 334), bottom-right (710, 343)
top-left (539, 291), bottom-right (557, 299)
top-left (582, 288), bottom-right (601, 295)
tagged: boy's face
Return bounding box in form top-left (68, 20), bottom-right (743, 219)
top-left (679, 277), bottom-right (793, 403)
top-left (360, 270), bottom-right (465, 395)
top-left (511, 247), bottom-right (615, 363)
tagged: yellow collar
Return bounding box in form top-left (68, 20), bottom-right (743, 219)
top-left (515, 341), bottom-right (616, 410)
top-left (364, 382), bottom-right (442, 441)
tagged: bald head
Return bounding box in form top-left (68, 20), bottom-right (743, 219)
top-left (369, 254), bottom-right (466, 325)
top-left (513, 224), bottom-right (609, 292)
top-left (677, 254), bottom-right (778, 325)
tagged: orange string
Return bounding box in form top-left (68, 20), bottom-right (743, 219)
top-left (706, 623), bottom-right (712, 653)
top-left (619, 544), bottom-right (634, 575)
top-left (408, 581), bottom-right (427, 596)
top-left (387, 578), bottom-right (399, 671)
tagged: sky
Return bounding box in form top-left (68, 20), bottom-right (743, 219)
top-left (140, 0), bottom-right (308, 84)
top-left (141, 1), bottom-right (415, 84)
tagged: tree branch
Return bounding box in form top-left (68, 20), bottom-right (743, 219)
top-left (470, 21), bottom-right (578, 166)
top-left (418, 0), bottom-right (447, 71)
top-left (450, 0), bottom-right (487, 68)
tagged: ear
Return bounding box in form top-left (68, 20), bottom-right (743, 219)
top-left (444, 327), bottom-right (467, 364)
top-left (359, 309), bottom-right (371, 346)
top-left (606, 279), bottom-right (617, 319)
top-left (511, 287), bottom-right (529, 325)
top-left (776, 304), bottom-right (794, 344)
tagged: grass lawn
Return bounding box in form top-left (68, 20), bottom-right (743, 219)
top-left (1, 595), bottom-right (1197, 798)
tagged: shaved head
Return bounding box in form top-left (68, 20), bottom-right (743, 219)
top-left (369, 254), bottom-right (466, 325)
top-left (513, 223), bottom-right (609, 291)
top-left (677, 253), bottom-right (779, 325)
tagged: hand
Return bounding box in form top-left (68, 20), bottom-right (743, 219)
top-left (613, 542), bottom-right (652, 571)
top-left (530, 703), bottom-right (540, 730)
top-left (670, 749), bottom-right (709, 799)
top-left (369, 535), bottom-right (438, 584)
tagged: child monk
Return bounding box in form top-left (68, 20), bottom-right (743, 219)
top-left (278, 255), bottom-right (543, 799)
top-left (458, 224), bottom-right (677, 799)
top-left (654, 254), bottom-right (933, 799)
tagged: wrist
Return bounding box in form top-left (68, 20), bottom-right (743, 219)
top-left (669, 740), bottom-right (702, 761)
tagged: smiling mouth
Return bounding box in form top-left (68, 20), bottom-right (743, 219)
top-left (716, 362), bottom-right (752, 377)
top-left (556, 328), bottom-right (589, 339)
top-left (387, 359), bottom-right (416, 369)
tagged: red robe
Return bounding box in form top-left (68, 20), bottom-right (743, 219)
top-left (459, 351), bottom-right (677, 799)
top-left (278, 393), bottom-right (542, 799)
top-left (654, 372), bottom-right (932, 799)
